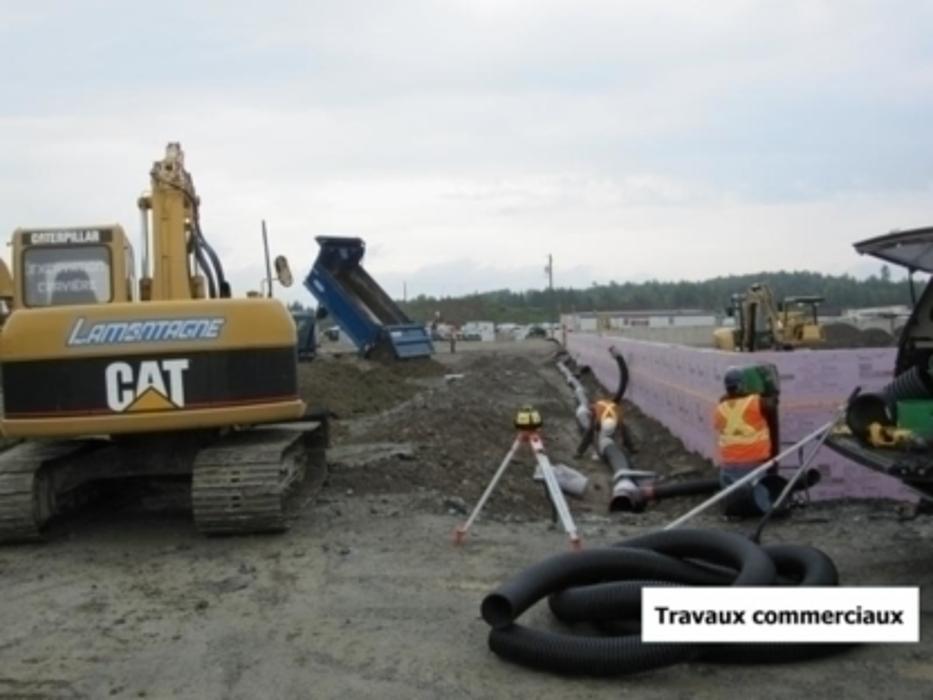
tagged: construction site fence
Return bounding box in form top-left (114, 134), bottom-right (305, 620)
top-left (566, 333), bottom-right (914, 502)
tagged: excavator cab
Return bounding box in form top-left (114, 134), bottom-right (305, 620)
top-left (9, 226), bottom-right (135, 309)
top-left (779, 295), bottom-right (825, 346)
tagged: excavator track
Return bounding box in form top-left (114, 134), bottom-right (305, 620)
top-left (191, 424), bottom-right (326, 535)
top-left (0, 441), bottom-right (93, 543)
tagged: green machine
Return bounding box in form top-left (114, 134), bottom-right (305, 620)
top-left (738, 363), bottom-right (780, 398)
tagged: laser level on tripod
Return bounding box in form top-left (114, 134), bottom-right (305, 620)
top-left (453, 405), bottom-right (581, 549)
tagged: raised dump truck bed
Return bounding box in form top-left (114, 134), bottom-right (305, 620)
top-left (304, 236), bottom-right (433, 359)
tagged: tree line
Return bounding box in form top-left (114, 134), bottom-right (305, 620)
top-left (393, 267), bottom-right (915, 325)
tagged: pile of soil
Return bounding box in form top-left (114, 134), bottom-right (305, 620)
top-left (297, 356), bottom-right (447, 418)
top-left (822, 323), bottom-right (862, 348)
top-left (823, 323), bottom-right (895, 348)
top-left (312, 344), bottom-right (715, 519)
top-left (327, 351), bottom-right (583, 518)
top-left (859, 328), bottom-right (896, 347)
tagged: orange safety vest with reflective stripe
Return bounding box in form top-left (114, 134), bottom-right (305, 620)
top-left (593, 400), bottom-right (619, 424)
top-left (714, 395), bottom-right (771, 464)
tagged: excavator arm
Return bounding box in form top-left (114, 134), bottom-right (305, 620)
top-left (137, 143), bottom-right (229, 302)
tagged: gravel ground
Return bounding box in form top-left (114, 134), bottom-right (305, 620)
top-left (0, 340), bottom-right (931, 699)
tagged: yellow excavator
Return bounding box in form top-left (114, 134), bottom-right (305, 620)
top-left (713, 283), bottom-right (825, 352)
top-left (0, 143), bottom-right (326, 542)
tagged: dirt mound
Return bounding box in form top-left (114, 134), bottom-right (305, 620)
top-left (822, 323), bottom-right (863, 348)
top-left (329, 351), bottom-right (580, 517)
top-left (378, 357), bottom-right (449, 379)
top-left (859, 328), bottom-right (895, 347)
top-left (298, 356), bottom-right (446, 418)
top-left (822, 323), bottom-right (896, 349)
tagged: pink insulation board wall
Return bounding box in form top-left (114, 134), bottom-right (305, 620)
top-left (566, 334), bottom-right (916, 502)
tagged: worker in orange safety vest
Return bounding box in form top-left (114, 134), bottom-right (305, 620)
top-left (714, 367), bottom-right (776, 515)
top-left (574, 398), bottom-right (637, 459)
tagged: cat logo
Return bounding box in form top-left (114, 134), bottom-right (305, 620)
top-left (105, 359), bottom-right (190, 412)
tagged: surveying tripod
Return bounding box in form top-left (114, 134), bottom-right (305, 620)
top-left (453, 406), bottom-right (582, 549)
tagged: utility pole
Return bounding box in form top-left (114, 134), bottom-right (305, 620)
top-left (403, 281), bottom-right (408, 303)
top-left (545, 254), bottom-right (556, 334)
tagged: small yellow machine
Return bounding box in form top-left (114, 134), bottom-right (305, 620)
top-left (0, 143), bottom-right (326, 541)
top-left (713, 283), bottom-right (825, 352)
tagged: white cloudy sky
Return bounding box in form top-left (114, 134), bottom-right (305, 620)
top-left (1, 1), bottom-right (931, 303)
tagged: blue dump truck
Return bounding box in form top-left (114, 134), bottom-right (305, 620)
top-left (304, 236), bottom-right (434, 360)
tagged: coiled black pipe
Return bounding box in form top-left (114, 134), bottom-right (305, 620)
top-left (481, 542), bottom-right (734, 629)
top-left (546, 542), bottom-right (835, 625)
top-left (481, 529), bottom-right (849, 676)
top-left (619, 528), bottom-right (777, 581)
top-left (699, 543), bottom-right (852, 663)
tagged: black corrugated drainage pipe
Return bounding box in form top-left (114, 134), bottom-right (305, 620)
top-left (882, 364), bottom-right (933, 405)
top-left (608, 345), bottom-right (629, 403)
top-left (638, 478), bottom-right (721, 503)
top-left (480, 528), bottom-right (850, 676)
